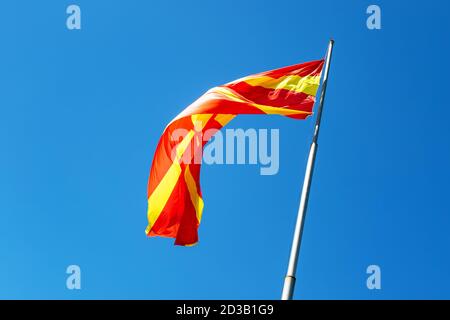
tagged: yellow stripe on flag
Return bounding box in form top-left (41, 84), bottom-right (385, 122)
top-left (191, 114), bottom-right (213, 130)
top-left (184, 165), bottom-right (204, 223)
top-left (212, 86), bottom-right (247, 103)
top-left (146, 130), bottom-right (195, 232)
top-left (251, 104), bottom-right (311, 116)
top-left (243, 75), bottom-right (321, 96)
top-left (215, 114), bottom-right (236, 126)
top-left (175, 130), bottom-right (195, 161)
top-left (146, 161), bottom-right (182, 231)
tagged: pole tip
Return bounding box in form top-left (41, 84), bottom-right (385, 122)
top-left (330, 38), bottom-right (335, 44)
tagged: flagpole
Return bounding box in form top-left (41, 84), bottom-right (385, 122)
top-left (281, 39), bottom-right (334, 300)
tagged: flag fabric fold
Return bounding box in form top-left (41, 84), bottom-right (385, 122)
top-left (146, 59), bottom-right (324, 246)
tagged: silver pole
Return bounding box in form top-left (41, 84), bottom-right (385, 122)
top-left (281, 39), bottom-right (334, 300)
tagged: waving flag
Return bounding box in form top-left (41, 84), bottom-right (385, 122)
top-left (146, 59), bottom-right (324, 246)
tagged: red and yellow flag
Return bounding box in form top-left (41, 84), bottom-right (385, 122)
top-left (146, 59), bottom-right (324, 246)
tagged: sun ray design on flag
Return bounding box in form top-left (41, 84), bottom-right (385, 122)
top-left (146, 59), bottom-right (324, 246)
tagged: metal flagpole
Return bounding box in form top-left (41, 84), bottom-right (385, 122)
top-left (281, 39), bottom-right (335, 300)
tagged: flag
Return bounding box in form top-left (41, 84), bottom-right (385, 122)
top-left (146, 59), bottom-right (324, 246)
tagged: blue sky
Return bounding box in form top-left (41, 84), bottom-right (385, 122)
top-left (1, 0), bottom-right (449, 299)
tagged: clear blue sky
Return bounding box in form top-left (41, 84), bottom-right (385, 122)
top-left (1, 0), bottom-right (449, 299)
